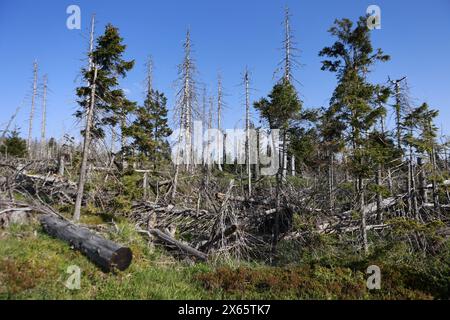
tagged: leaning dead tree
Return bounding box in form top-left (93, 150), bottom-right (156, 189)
top-left (73, 14), bottom-right (97, 222)
top-left (1, 102), bottom-right (23, 141)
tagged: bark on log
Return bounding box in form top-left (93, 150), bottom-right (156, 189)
top-left (40, 214), bottom-right (132, 272)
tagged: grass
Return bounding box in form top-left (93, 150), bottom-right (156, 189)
top-left (0, 222), bottom-right (214, 300)
top-left (0, 221), bottom-right (448, 300)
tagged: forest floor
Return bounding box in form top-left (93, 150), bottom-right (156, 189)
top-left (1, 216), bottom-right (449, 300)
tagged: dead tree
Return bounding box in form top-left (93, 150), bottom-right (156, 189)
top-left (27, 61), bottom-right (38, 158)
top-left (1, 103), bottom-right (22, 141)
top-left (217, 72), bottom-right (223, 171)
top-left (283, 6), bottom-right (293, 83)
top-left (389, 76), bottom-right (407, 149)
top-left (180, 29), bottom-right (196, 170)
top-left (280, 7), bottom-right (299, 180)
top-left (40, 74), bottom-right (48, 159)
top-left (73, 15), bottom-right (96, 222)
top-left (172, 29), bottom-right (198, 200)
top-left (244, 69), bottom-right (251, 195)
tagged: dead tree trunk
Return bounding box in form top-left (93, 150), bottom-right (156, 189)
top-left (244, 69), bottom-right (252, 196)
top-left (329, 152), bottom-right (335, 212)
top-left (376, 163), bottom-right (383, 222)
top-left (217, 73), bottom-right (223, 172)
top-left (40, 214), bottom-right (132, 272)
top-left (73, 66), bottom-right (97, 222)
top-left (58, 152), bottom-right (65, 176)
top-left (27, 61), bottom-right (38, 158)
top-left (73, 14), bottom-right (96, 222)
top-left (40, 74), bottom-right (48, 159)
top-left (418, 157), bottom-right (428, 204)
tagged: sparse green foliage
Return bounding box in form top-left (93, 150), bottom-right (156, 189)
top-left (254, 81), bottom-right (302, 130)
top-left (0, 129), bottom-right (27, 158)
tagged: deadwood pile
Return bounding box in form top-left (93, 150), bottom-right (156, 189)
top-left (1, 160), bottom-right (449, 271)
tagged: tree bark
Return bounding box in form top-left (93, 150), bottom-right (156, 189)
top-left (40, 214), bottom-right (132, 272)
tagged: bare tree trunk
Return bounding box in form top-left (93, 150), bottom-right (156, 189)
top-left (1, 105), bottom-right (22, 141)
top-left (390, 77), bottom-right (406, 149)
top-left (121, 115), bottom-right (127, 170)
top-left (283, 7), bottom-right (292, 83)
top-left (387, 168), bottom-right (393, 194)
top-left (431, 147), bottom-right (440, 212)
top-left (444, 146), bottom-right (449, 172)
top-left (73, 15), bottom-right (96, 222)
top-left (143, 171), bottom-right (148, 200)
top-left (217, 73), bottom-right (223, 171)
top-left (394, 81), bottom-right (402, 149)
top-left (244, 70), bottom-right (251, 196)
top-left (376, 163), bottom-right (383, 222)
top-left (282, 135), bottom-right (288, 181)
top-left (207, 96), bottom-right (213, 173)
top-left (329, 152), bottom-right (335, 212)
top-left (171, 164), bottom-right (179, 201)
top-left (58, 152), bottom-right (65, 176)
top-left (28, 61), bottom-right (38, 158)
top-left (254, 128), bottom-right (260, 180)
top-left (418, 157), bottom-right (428, 204)
top-left (411, 158), bottom-right (419, 219)
top-left (407, 156), bottom-right (413, 217)
top-left (178, 30), bottom-right (195, 172)
top-left (40, 74), bottom-right (48, 159)
top-left (359, 176), bottom-right (368, 254)
top-left (73, 67), bottom-right (97, 222)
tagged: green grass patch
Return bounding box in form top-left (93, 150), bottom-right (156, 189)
top-left (1, 221), bottom-right (448, 300)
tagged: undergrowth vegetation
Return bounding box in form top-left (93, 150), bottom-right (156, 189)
top-left (1, 220), bottom-right (448, 300)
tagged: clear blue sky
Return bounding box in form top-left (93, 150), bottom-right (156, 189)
top-left (1, 0), bottom-right (450, 141)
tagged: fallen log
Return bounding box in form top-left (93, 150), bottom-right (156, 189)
top-left (138, 227), bottom-right (208, 261)
top-left (40, 214), bottom-right (132, 272)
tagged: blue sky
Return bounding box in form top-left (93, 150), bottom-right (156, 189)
top-left (1, 0), bottom-right (450, 141)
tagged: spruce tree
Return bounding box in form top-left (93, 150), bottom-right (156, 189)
top-left (126, 89), bottom-right (172, 167)
top-left (319, 16), bottom-right (390, 253)
top-left (0, 129), bottom-right (27, 158)
top-left (75, 23), bottom-right (135, 140)
top-left (73, 22), bottom-right (134, 221)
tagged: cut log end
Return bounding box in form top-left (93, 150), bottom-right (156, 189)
top-left (111, 247), bottom-right (133, 271)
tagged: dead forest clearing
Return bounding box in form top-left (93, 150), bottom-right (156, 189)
top-left (1, 9), bottom-right (449, 300)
